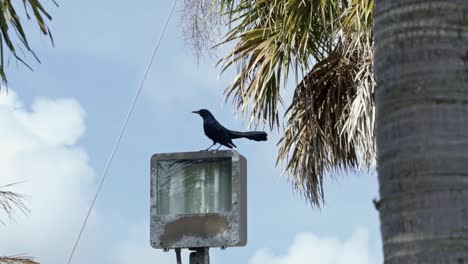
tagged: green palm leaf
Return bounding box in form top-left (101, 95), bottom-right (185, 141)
top-left (0, 0), bottom-right (56, 88)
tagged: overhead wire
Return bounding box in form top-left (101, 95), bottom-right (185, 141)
top-left (65, 0), bottom-right (178, 263)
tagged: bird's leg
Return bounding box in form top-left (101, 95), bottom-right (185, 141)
top-left (205, 142), bottom-right (216, 151)
top-left (215, 144), bottom-right (222, 151)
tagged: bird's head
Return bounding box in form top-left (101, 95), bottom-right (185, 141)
top-left (192, 109), bottom-right (213, 120)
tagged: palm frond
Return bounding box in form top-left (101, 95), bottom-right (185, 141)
top-left (338, 0), bottom-right (373, 58)
top-left (179, 0), bottom-right (224, 59)
top-left (0, 0), bottom-right (56, 88)
top-left (181, 0), bottom-right (375, 206)
top-left (216, 0), bottom-right (375, 206)
top-left (0, 182), bottom-right (29, 224)
top-left (0, 256), bottom-right (38, 264)
top-left (336, 0), bottom-right (375, 165)
top-left (218, 0), bottom-right (345, 128)
top-left (277, 47), bottom-right (374, 206)
top-left (275, 1), bottom-right (374, 206)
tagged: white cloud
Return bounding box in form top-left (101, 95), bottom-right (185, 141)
top-left (249, 227), bottom-right (374, 264)
top-left (0, 90), bottom-right (100, 263)
top-left (18, 97), bottom-right (86, 146)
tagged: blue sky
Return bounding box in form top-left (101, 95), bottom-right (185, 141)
top-left (0, 1), bottom-right (382, 263)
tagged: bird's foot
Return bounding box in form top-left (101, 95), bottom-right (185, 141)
top-left (205, 144), bottom-right (217, 151)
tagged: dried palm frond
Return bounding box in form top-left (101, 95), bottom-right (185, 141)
top-left (0, 182), bottom-right (29, 224)
top-left (0, 0), bottom-right (56, 87)
top-left (276, 1), bottom-right (375, 206)
top-left (277, 47), bottom-right (374, 206)
top-left (0, 256), bottom-right (38, 264)
top-left (180, 0), bottom-right (224, 59)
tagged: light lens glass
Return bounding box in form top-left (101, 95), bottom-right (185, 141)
top-left (157, 158), bottom-right (232, 215)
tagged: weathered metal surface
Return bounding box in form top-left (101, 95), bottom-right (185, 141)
top-left (150, 150), bottom-right (247, 249)
top-left (161, 214), bottom-right (228, 245)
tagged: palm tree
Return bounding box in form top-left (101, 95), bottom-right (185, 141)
top-left (181, 0), bottom-right (468, 262)
top-left (374, 0), bottom-right (468, 262)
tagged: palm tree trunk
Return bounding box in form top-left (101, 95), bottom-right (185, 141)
top-left (375, 1), bottom-right (468, 263)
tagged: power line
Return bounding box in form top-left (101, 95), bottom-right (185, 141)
top-left (65, 1), bottom-right (178, 263)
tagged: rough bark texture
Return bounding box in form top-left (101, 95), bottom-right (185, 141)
top-left (375, 1), bottom-right (468, 263)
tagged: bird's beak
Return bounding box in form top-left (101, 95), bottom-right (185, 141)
top-left (192, 110), bottom-right (200, 114)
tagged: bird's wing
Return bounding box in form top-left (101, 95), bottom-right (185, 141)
top-left (204, 121), bottom-right (230, 141)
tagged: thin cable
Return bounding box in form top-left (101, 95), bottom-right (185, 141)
top-left (65, 1), bottom-right (178, 263)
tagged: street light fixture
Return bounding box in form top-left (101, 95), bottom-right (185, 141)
top-left (150, 150), bottom-right (247, 257)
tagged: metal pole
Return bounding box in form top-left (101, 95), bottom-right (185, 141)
top-left (175, 248), bottom-right (182, 264)
top-left (189, 248), bottom-right (209, 264)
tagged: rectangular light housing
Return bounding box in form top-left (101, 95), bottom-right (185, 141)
top-left (150, 150), bottom-right (247, 249)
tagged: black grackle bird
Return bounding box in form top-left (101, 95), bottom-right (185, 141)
top-left (192, 109), bottom-right (268, 150)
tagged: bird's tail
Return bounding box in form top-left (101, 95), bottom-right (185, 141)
top-left (228, 130), bottom-right (268, 141)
